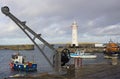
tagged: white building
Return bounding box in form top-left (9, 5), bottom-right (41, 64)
top-left (71, 21), bottom-right (78, 47)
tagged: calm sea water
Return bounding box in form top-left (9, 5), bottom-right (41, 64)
top-left (0, 46), bottom-right (109, 78)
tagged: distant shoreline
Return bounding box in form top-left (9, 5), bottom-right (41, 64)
top-left (0, 43), bottom-right (105, 52)
top-left (0, 44), bottom-right (34, 50)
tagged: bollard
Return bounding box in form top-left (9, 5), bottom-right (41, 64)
top-left (74, 57), bottom-right (82, 69)
top-left (111, 57), bottom-right (118, 65)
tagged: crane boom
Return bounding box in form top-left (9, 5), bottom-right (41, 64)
top-left (1, 6), bottom-right (61, 72)
top-left (1, 6), bottom-right (57, 52)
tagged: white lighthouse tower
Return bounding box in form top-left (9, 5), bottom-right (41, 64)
top-left (71, 21), bottom-right (78, 47)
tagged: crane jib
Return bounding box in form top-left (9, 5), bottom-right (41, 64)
top-left (1, 6), bottom-right (61, 72)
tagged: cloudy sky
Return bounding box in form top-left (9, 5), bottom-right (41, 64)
top-left (0, 0), bottom-right (120, 45)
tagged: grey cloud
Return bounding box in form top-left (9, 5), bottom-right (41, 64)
top-left (1, 0), bottom-right (120, 44)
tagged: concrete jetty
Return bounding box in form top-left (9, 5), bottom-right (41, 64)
top-left (5, 61), bottom-right (120, 79)
top-left (74, 63), bottom-right (120, 79)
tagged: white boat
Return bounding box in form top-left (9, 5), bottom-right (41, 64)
top-left (70, 50), bottom-right (97, 58)
top-left (104, 54), bottom-right (118, 59)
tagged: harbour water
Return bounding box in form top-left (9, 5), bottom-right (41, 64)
top-left (0, 46), bottom-right (110, 78)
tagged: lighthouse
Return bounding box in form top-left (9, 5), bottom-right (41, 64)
top-left (71, 21), bottom-right (78, 47)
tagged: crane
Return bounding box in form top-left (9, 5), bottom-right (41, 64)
top-left (1, 6), bottom-right (62, 72)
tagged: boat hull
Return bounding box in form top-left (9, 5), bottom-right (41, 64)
top-left (10, 63), bottom-right (37, 71)
top-left (104, 54), bottom-right (118, 59)
top-left (70, 53), bottom-right (97, 58)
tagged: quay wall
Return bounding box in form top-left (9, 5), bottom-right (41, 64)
top-left (56, 43), bottom-right (105, 53)
top-left (57, 47), bottom-right (104, 53)
top-left (0, 44), bottom-right (34, 50)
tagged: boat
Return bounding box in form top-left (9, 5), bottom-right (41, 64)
top-left (104, 54), bottom-right (118, 59)
top-left (104, 39), bottom-right (120, 58)
top-left (70, 50), bottom-right (97, 58)
top-left (9, 53), bottom-right (37, 71)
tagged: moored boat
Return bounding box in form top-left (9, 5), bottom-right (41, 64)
top-left (104, 54), bottom-right (118, 59)
top-left (104, 39), bottom-right (120, 58)
top-left (9, 53), bottom-right (37, 71)
top-left (70, 50), bottom-right (97, 58)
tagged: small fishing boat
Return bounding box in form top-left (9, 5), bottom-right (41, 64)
top-left (70, 50), bottom-right (97, 58)
top-left (9, 53), bottom-right (37, 71)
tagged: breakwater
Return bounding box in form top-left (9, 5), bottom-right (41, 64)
top-left (57, 47), bottom-right (103, 53)
top-left (0, 44), bottom-right (34, 50)
top-left (56, 43), bottom-right (104, 53)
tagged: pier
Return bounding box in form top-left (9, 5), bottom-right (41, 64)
top-left (56, 43), bottom-right (104, 53)
top-left (5, 62), bottom-right (120, 79)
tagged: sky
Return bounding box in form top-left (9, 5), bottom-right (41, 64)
top-left (0, 0), bottom-right (120, 45)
